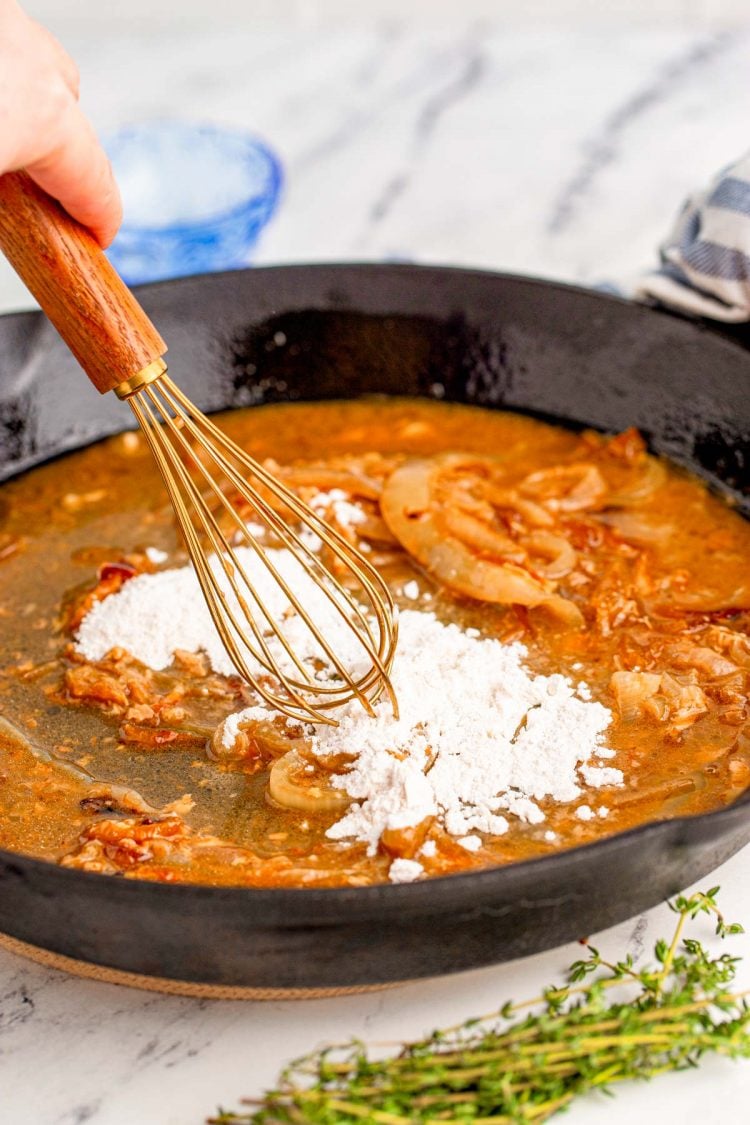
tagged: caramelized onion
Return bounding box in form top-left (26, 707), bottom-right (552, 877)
top-left (605, 457), bottom-right (667, 507)
top-left (269, 751), bottom-right (352, 813)
top-left (381, 456), bottom-right (583, 625)
top-left (519, 463), bottom-right (607, 512)
top-left (482, 485), bottom-right (555, 528)
top-left (665, 644), bottom-right (739, 678)
top-left (595, 511), bottom-right (672, 546)
top-left (610, 670), bottom-right (661, 721)
top-left (521, 531), bottom-right (577, 579)
top-left (384, 482), bottom-right (550, 604)
top-left (532, 595), bottom-right (585, 629)
top-left (443, 507), bottom-right (524, 560)
top-left (701, 626), bottom-right (750, 668)
top-left (354, 512), bottom-right (399, 545)
top-left (659, 584), bottom-right (750, 613)
top-left (210, 715), bottom-right (306, 764)
top-left (381, 460), bottom-right (546, 600)
top-left (659, 673), bottom-right (709, 730)
top-left (277, 466), bottom-right (383, 499)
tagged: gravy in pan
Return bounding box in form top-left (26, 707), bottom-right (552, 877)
top-left (0, 398), bottom-right (748, 887)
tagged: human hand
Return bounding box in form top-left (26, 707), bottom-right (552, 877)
top-left (0, 0), bottom-right (121, 246)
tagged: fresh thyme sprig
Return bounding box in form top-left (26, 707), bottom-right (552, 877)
top-left (210, 888), bottom-right (749, 1124)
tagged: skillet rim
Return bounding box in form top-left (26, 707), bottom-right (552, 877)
top-left (0, 261), bottom-right (748, 918)
top-left (0, 258), bottom-right (746, 343)
top-left (0, 793), bottom-right (747, 922)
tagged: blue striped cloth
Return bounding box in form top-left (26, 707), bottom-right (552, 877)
top-left (634, 152), bottom-right (750, 322)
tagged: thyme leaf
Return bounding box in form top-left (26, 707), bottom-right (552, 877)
top-left (209, 889), bottom-right (749, 1124)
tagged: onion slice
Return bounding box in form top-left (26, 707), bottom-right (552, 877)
top-left (269, 751), bottom-right (352, 813)
top-left (381, 457), bottom-right (582, 625)
top-left (519, 463), bottom-right (607, 512)
top-left (606, 457), bottom-right (667, 507)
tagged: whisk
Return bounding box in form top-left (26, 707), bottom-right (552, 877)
top-left (0, 172), bottom-right (398, 724)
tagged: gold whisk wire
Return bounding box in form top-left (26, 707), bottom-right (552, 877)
top-left (127, 374), bottom-right (399, 725)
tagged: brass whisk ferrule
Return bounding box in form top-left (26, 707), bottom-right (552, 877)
top-left (114, 358), bottom-right (169, 400)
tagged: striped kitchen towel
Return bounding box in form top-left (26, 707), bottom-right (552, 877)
top-left (634, 151), bottom-right (750, 323)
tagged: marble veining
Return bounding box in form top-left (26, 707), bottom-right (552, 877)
top-left (2, 22), bottom-right (750, 308)
top-left (0, 14), bottom-right (749, 1124)
top-left (546, 30), bottom-right (738, 234)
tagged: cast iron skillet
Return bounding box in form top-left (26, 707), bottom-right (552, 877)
top-left (0, 264), bottom-right (748, 991)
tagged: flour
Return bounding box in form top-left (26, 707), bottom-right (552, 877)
top-left (309, 488), bottom-right (366, 528)
top-left (299, 489), bottom-right (366, 553)
top-left (76, 546), bottom-right (374, 683)
top-left (388, 858), bottom-right (424, 884)
top-left (145, 546), bottom-right (168, 565)
top-left (312, 612), bottom-right (615, 867)
top-left (75, 546), bottom-right (619, 886)
top-left (219, 704), bottom-right (296, 753)
top-left (581, 764), bottom-right (622, 787)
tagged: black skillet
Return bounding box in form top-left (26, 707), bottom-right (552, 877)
top-left (0, 263), bottom-right (748, 991)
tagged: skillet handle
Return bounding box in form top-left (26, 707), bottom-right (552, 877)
top-left (0, 171), bottom-right (166, 394)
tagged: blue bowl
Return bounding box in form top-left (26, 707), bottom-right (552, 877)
top-left (105, 122), bottom-right (283, 285)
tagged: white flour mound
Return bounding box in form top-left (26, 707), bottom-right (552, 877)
top-left (75, 546), bottom-right (374, 682)
top-left (306, 611), bottom-right (615, 856)
top-left (75, 548), bottom-right (618, 884)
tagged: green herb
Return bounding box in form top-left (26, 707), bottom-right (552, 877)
top-left (210, 888), bottom-right (749, 1124)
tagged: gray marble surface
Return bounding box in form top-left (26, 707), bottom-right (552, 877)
top-left (0, 14), bottom-right (749, 1125)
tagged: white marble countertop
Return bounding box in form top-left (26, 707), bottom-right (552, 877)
top-left (4, 12), bottom-right (750, 310)
top-left (1, 10), bottom-right (750, 1125)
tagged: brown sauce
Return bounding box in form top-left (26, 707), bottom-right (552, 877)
top-left (0, 398), bottom-right (748, 887)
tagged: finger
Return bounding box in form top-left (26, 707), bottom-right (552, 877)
top-left (25, 101), bottom-right (122, 247)
top-left (29, 19), bottom-right (80, 99)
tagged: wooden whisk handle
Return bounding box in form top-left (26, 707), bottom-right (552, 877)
top-left (0, 171), bottom-right (166, 394)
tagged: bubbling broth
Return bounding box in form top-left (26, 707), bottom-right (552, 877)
top-left (0, 398), bottom-right (748, 887)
